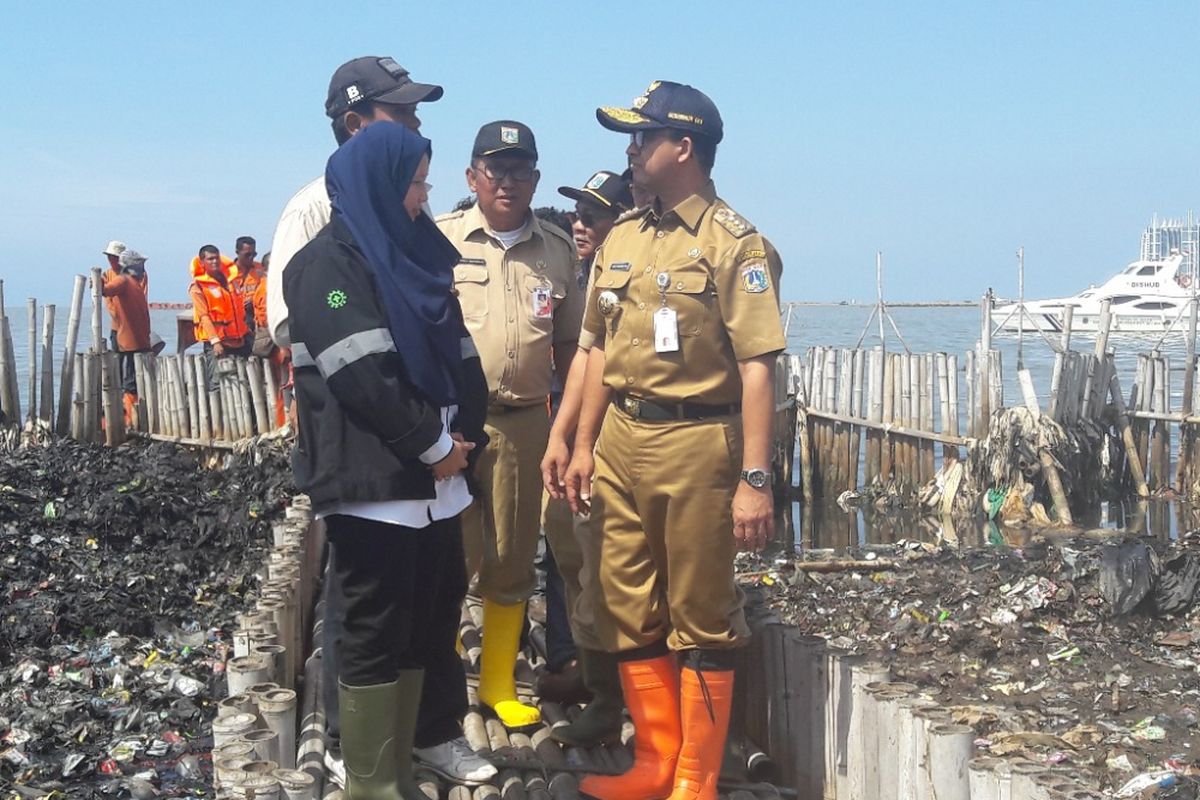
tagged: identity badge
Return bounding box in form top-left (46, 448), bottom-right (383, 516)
top-left (532, 285), bottom-right (553, 319)
top-left (654, 307), bottom-right (680, 353)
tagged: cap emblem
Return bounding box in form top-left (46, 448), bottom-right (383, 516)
top-left (345, 85), bottom-right (362, 104)
top-left (377, 57), bottom-right (406, 79)
top-left (600, 107), bottom-right (650, 124)
top-left (632, 94), bottom-right (649, 110)
top-left (501, 126), bottom-right (520, 144)
top-left (645, 80), bottom-right (662, 93)
top-left (586, 173), bottom-right (608, 190)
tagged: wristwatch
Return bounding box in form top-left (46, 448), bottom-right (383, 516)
top-left (740, 468), bottom-right (771, 489)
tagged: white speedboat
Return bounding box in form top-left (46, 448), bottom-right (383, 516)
top-left (996, 253), bottom-right (1194, 334)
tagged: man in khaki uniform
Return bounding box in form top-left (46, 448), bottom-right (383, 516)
top-left (539, 170), bottom-right (634, 747)
top-left (564, 81), bottom-right (785, 800)
top-left (436, 120), bottom-right (581, 730)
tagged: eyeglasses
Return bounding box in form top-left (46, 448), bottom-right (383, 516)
top-left (574, 208), bottom-right (611, 228)
top-left (629, 129), bottom-right (667, 150)
top-left (474, 163), bottom-right (535, 183)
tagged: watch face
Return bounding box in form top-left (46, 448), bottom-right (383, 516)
top-left (745, 469), bottom-right (768, 489)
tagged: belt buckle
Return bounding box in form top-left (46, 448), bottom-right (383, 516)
top-left (622, 396), bottom-right (641, 417)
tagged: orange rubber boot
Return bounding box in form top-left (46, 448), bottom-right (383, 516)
top-left (122, 392), bottom-right (137, 429)
top-left (666, 668), bottom-right (735, 800)
top-left (579, 654), bottom-right (680, 800)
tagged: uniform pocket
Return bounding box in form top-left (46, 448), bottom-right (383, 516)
top-left (662, 268), bottom-right (712, 336)
top-left (453, 264), bottom-right (490, 320)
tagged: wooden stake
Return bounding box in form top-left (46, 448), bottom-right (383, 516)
top-left (964, 349), bottom-right (975, 438)
top-left (26, 299), bottom-right (37, 428)
top-left (90, 267), bottom-right (104, 353)
top-left (1180, 299), bottom-right (1200, 492)
top-left (946, 354), bottom-right (960, 461)
top-left (848, 349), bottom-right (865, 491)
top-left (82, 354), bottom-right (96, 442)
top-left (1110, 367), bottom-right (1150, 498)
top-left (71, 353), bottom-right (84, 440)
top-left (184, 355), bottom-right (201, 439)
top-left (57, 275), bottom-right (86, 434)
top-left (881, 353), bottom-right (896, 482)
top-left (39, 303), bottom-right (55, 426)
top-left (103, 351), bottom-right (124, 446)
top-left (190, 354), bottom-right (210, 443)
top-left (866, 347), bottom-right (883, 484)
top-left (921, 353), bottom-right (935, 480)
top-left (248, 358), bottom-right (271, 436)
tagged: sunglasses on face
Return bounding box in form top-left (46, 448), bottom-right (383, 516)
top-left (629, 128), bottom-right (669, 150)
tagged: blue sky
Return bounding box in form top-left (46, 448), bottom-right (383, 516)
top-left (2, 1), bottom-right (1196, 305)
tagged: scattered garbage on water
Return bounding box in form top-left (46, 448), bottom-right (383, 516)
top-left (0, 438), bottom-right (294, 797)
top-left (739, 528), bottom-right (1200, 794)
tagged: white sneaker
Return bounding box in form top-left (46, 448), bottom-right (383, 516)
top-left (324, 747), bottom-right (345, 788)
top-left (414, 736), bottom-right (497, 786)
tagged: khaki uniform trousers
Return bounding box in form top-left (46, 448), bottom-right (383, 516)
top-left (462, 404), bottom-right (550, 604)
top-left (590, 404), bottom-right (750, 652)
top-left (542, 497), bottom-right (605, 651)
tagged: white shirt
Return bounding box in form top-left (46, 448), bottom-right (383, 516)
top-left (491, 219), bottom-right (530, 250)
top-left (315, 406), bottom-right (471, 529)
top-left (267, 176), bottom-right (332, 348)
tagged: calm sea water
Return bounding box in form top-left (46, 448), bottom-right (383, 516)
top-left (5, 302), bottom-right (1193, 419)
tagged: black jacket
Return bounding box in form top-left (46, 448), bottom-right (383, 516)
top-left (283, 215), bottom-right (489, 514)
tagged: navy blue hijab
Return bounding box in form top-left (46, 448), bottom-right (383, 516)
top-left (326, 123), bottom-right (464, 406)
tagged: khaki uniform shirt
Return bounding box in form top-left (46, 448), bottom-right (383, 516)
top-left (437, 205), bottom-right (582, 406)
top-left (581, 181), bottom-right (786, 406)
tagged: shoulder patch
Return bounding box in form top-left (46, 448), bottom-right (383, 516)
top-left (739, 263), bottom-right (770, 294)
top-left (615, 205), bottom-right (651, 225)
top-left (712, 205), bottom-right (755, 238)
top-left (736, 247), bottom-right (767, 263)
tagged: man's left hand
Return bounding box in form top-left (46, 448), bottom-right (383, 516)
top-left (733, 481), bottom-right (774, 553)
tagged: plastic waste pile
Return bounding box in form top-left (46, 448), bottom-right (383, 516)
top-left (739, 530), bottom-right (1200, 795)
top-left (0, 438), bottom-right (294, 798)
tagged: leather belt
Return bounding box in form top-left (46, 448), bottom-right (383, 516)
top-left (614, 393), bottom-right (740, 422)
top-left (488, 404), bottom-right (539, 415)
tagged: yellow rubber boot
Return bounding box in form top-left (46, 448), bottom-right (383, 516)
top-left (477, 599), bottom-right (541, 729)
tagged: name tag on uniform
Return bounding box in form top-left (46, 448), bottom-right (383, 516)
top-left (532, 286), bottom-right (553, 319)
top-left (654, 307), bottom-right (679, 353)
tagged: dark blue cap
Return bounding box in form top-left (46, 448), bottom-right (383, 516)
top-left (596, 80), bottom-right (723, 143)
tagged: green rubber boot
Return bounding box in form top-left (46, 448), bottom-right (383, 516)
top-left (551, 648), bottom-right (625, 747)
top-left (339, 672), bottom-right (426, 799)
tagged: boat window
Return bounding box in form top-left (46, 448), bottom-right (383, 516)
top-left (1110, 295), bottom-right (1138, 305)
top-left (1136, 265), bottom-right (1161, 276)
top-left (1134, 301), bottom-right (1176, 311)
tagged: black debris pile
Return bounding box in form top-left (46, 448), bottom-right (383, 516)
top-left (0, 438), bottom-right (294, 797)
top-left (739, 530), bottom-right (1200, 794)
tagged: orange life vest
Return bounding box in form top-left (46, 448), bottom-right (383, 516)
top-left (189, 256), bottom-right (249, 345)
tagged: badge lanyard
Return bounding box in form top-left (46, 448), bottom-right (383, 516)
top-left (653, 271), bottom-right (679, 353)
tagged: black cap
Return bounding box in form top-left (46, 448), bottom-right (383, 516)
top-left (472, 120), bottom-right (538, 160)
top-left (596, 80), bottom-right (723, 143)
top-left (557, 170), bottom-right (634, 212)
top-left (325, 56), bottom-right (443, 119)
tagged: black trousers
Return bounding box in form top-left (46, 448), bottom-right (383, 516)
top-left (109, 332), bottom-right (142, 395)
top-left (540, 545), bottom-right (578, 672)
top-left (327, 513), bottom-right (468, 748)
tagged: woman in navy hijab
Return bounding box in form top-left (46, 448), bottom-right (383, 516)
top-left (283, 122), bottom-right (492, 798)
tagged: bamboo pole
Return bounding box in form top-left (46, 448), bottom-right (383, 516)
top-left (866, 347), bottom-right (883, 484)
top-left (158, 360), bottom-right (173, 437)
top-left (988, 349), bottom-right (1003, 414)
top-left (1048, 305), bottom-right (1074, 422)
top-left (173, 355), bottom-right (191, 438)
top-left (102, 352), bottom-right (120, 448)
top-left (248, 358), bottom-right (271, 436)
top-left (70, 353), bottom-right (84, 439)
top-left (143, 355), bottom-right (158, 434)
top-left (804, 409), bottom-right (972, 447)
top-left (56, 275), bottom-right (87, 434)
top-left (263, 353), bottom-right (281, 430)
top-left (822, 348), bottom-right (838, 497)
top-left (26, 299), bottom-right (37, 428)
top-left (210, 367), bottom-right (225, 442)
top-left (1179, 299), bottom-right (1200, 492)
top-left (848, 349), bottom-right (865, 491)
top-left (39, 303), bottom-right (55, 426)
top-left (236, 357), bottom-right (255, 438)
top-left (0, 280), bottom-right (11, 423)
top-left (132, 353), bottom-right (147, 433)
top-left (798, 407), bottom-right (815, 507)
top-left (946, 354), bottom-right (960, 440)
top-left (901, 354), bottom-right (914, 483)
top-left (964, 349), bottom-right (975, 438)
top-left (81, 354), bottom-right (96, 442)
top-left (1018, 370), bottom-right (1073, 525)
top-left (90, 267), bottom-right (104, 353)
top-left (1150, 353), bottom-right (1166, 489)
top-left (1110, 367), bottom-right (1150, 498)
top-left (921, 354), bottom-right (935, 480)
top-left (184, 355), bottom-right (201, 439)
top-left (1081, 298), bottom-right (1112, 418)
top-left (881, 353), bottom-right (896, 481)
top-left (936, 354), bottom-right (951, 462)
top-left (834, 350), bottom-right (853, 493)
top-left (190, 354), bottom-right (210, 443)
